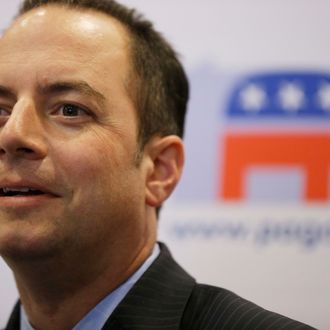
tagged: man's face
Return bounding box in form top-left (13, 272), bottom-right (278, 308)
top-left (0, 6), bottom-right (150, 260)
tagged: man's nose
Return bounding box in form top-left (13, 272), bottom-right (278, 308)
top-left (0, 100), bottom-right (48, 161)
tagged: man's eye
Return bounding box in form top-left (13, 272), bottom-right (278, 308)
top-left (59, 104), bottom-right (87, 117)
top-left (0, 108), bottom-right (10, 116)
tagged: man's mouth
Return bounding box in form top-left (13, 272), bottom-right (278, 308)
top-left (0, 187), bottom-right (45, 197)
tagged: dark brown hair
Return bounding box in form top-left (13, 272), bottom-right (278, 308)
top-left (19, 0), bottom-right (189, 149)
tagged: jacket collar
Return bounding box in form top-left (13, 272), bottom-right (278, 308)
top-left (101, 242), bottom-right (195, 330)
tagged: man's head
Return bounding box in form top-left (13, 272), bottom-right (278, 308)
top-left (0, 1), bottom-right (186, 266)
top-left (19, 0), bottom-right (189, 151)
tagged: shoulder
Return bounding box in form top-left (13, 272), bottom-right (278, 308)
top-left (181, 283), bottom-right (315, 330)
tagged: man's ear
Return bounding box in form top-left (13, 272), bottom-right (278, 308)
top-left (144, 135), bottom-right (184, 207)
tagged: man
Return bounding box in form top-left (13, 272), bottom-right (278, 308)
top-left (0, 0), bottom-right (315, 329)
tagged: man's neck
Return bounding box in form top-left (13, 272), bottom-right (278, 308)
top-left (10, 237), bottom-right (156, 330)
top-left (21, 244), bottom-right (160, 330)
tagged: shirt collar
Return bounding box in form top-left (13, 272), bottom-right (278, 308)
top-left (21, 243), bottom-right (160, 330)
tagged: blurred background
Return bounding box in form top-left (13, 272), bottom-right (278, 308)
top-left (0, 1), bottom-right (329, 329)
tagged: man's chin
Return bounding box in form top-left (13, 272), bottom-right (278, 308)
top-left (0, 226), bottom-right (61, 263)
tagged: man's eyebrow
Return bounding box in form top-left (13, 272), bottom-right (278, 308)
top-left (0, 85), bottom-right (16, 100)
top-left (38, 80), bottom-right (106, 106)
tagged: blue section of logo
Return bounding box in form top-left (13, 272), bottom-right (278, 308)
top-left (227, 72), bottom-right (330, 118)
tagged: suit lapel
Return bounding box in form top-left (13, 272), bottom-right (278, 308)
top-left (4, 302), bottom-right (20, 330)
top-left (102, 243), bottom-right (195, 330)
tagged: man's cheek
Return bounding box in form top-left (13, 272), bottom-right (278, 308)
top-left (52, 144), bottom-right (102, 178)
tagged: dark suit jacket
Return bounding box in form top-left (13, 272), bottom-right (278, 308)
top-left (5, 243), bottom-right (316, 330)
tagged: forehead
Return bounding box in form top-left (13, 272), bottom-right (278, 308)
top-left (0, 5), bottom-right (131, 87)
